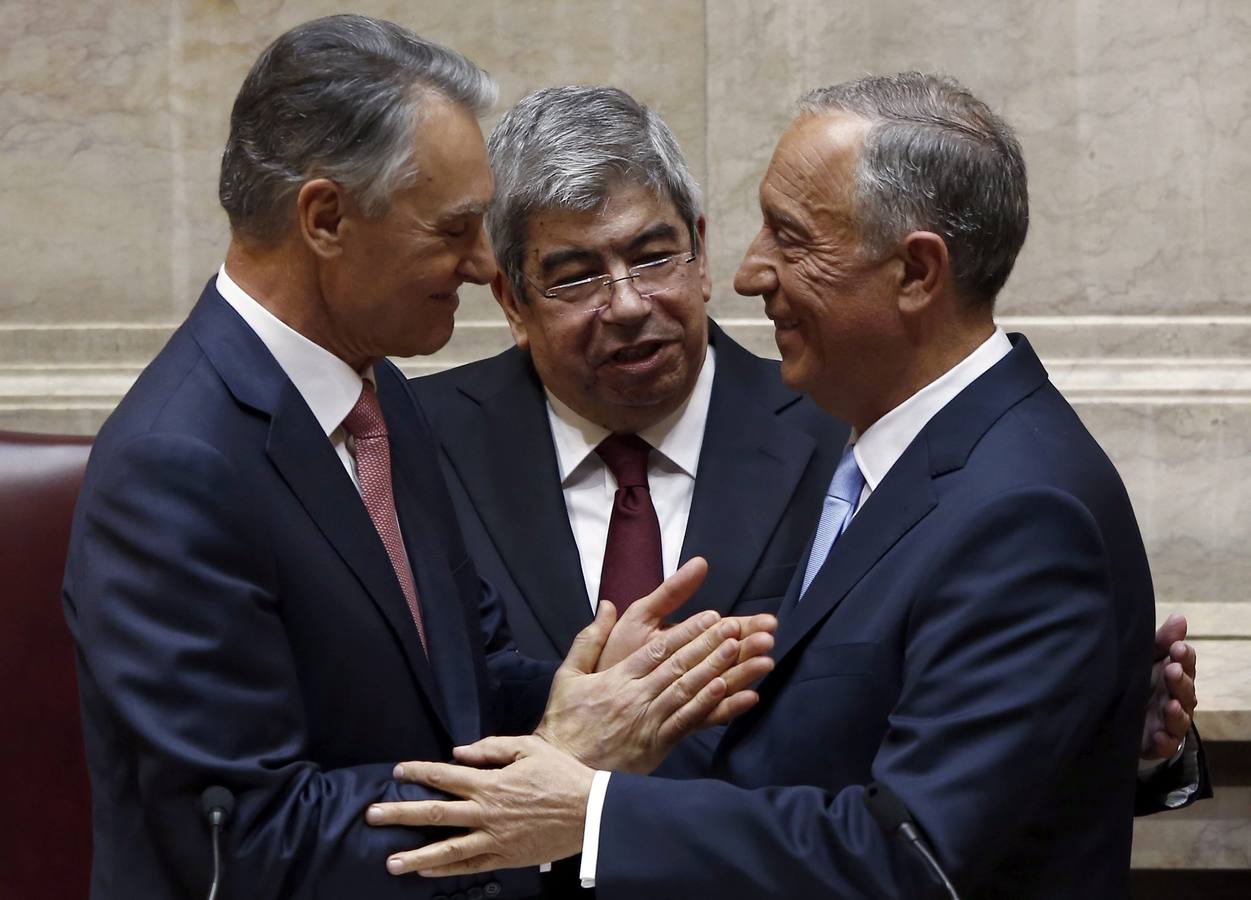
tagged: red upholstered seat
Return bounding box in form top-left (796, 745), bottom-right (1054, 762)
top-left (0, 431), bottom-right (93, 900)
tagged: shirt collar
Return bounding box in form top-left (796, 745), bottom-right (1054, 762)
top-left (216, 265), bottom-right (372, 438)
top-left (854, 327), bottom-right (1012, 490)
top-left (545, 343), bottom-right (716, 485)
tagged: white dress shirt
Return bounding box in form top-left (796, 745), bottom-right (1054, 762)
top-left (578, 328), bottom-right (1013, 888)
top-left (545, 345), bottom-right (716, 613)
top-left (215, 265), bottom-right (373, 493)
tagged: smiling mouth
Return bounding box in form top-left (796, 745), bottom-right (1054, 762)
top-left (771, 317), bottom-right (800, 330)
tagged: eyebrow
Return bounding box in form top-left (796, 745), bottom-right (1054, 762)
top-left (437, 201), bottom-right (490, 224)
top-left (537, 222), bottom-right (684, 274)
top-left (764, 206), bottom-right (808, 238)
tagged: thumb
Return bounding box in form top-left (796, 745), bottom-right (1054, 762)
top-left (452, 734), bottom-right (538, 767)
top-left (560, 600), bottom-right (618, 675)
top-left (626, 557), bottom-right (709, 625)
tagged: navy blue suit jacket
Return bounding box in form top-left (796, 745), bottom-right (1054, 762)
top-left (63, 282), bottom-right (551, 899)
top-left (594, 336), bottom-right (1156, 899)
top-left (408, 322), bottom-right (849, 660)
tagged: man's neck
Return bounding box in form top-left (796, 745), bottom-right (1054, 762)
top-left (224, 239), bottom-right (375, 372)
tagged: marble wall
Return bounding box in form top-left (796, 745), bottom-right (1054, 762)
top-left (1, 0), bottom-right (1247, 607)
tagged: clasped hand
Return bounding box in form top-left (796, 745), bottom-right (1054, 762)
top-left (365, 557), bottom-right (776, 876)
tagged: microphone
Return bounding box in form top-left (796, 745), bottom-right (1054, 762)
top-left (863, 781), bottom-right (960, 900)
top-left (200, 786), bottom-right (235, 900)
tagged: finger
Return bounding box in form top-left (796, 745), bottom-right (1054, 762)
top-left (622, 557), bottom-right (709, 625)
top-left (617, 608), bottom-right (722, 680)
top-left (657, 675), bottom-right (729, 746)
top-left (723, 613), bottom-right (779, 640)
top-left (392, 760), bottom-right (485, 798)
top-left (734, 630), bottom-right (775, 666)
top-left (366, 799), bottom-right (482, 829)
top-left (701, 689), bottom-right (761, 728)
top-left (1153, 614), bottom-right (1187, 660)
top-left (385, 832), bottom-right (499, 876)
top-left (1164, 661), bottom-right (1197, 715)
top-left (452, 734), bottom-right (539, 768)
top-left (1170, 640), bottom-right (1197, 679)
top-left (640, 617), bottom-right (744, 699)
top-left (1161, 697), bottom-right (1192, 740)
top-left (720, 654), bottom-right (775, 696)
top-left (1150, 729), bottom-right (1182, 760)
top-left (649, 637), bottom-right (741, 721)
top-left (559, 600), bottom-right (618, 677)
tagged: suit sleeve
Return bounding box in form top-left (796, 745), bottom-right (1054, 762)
top-left (70, 432), bottom-right (531, 899)
top-left (1135, 725), bottom-right (1212, 815)
top-left (478, 574), bottom-right (557, 735)
top-left (594, 487), bottom-right (1137, 899)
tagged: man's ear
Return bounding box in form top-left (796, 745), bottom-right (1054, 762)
top-left (492, 271), bottom-right (530, 350)
top-left (896, 231), bottom-right (949, 316)
top-left (695, 215), bottom-right (712, 304)
top-left (297, 178), bottom-right (348, 259)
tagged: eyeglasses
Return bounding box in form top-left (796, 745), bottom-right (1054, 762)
top-left (530, 249), bottom-right (699, 313)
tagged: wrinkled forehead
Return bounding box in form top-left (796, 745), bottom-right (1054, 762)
top-left (760, 113), bottom-right (870, 229)
top-left (523, 182), bottom-right (691, 261)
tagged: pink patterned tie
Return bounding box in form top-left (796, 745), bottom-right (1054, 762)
top-left (342, 381), bottom-right (427, 652)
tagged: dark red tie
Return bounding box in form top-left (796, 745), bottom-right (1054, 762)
top-left (342, 381), bottom-right (427, 652)
top-left (596, 433), bottom-right (664, 614)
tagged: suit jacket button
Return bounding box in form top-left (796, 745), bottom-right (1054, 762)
top-left (450, 892), bottom-right (467, 900)
top-left (467, 888), bottom-right (485, 900)
top-left (484, 881), bottom-right (502, 897)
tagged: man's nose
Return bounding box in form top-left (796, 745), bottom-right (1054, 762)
top-left (733, 229), bottom-right (777, 298)
top-left (457, 224), bottom-right (497, 285)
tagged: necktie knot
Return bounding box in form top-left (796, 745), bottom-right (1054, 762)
top-left (343, 381), bottom-right (387, 441)
top-left (596, 433), bottom-right (652, 488)
top-left (827, 444), bottom-right (865, 504)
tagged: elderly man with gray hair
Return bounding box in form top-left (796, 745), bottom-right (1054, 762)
top-left (62, 16), bottom-right (779, 900)
top-left (374, 73), bottom-right (1207, 898)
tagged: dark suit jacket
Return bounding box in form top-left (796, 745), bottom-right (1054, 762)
top-left (594, 335), bottom-right (1157, 899)
top-left (62, 281), bottom-right (551, 900)
top-left (408, 322), bottom-right (850, 660)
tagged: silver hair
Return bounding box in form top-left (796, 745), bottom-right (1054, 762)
top-left (486, 85), bottom-right (702, 302)
top-left (219, 14), bottom-right (497, 243)
top-left (799, 72), bottom-right (1029, 306)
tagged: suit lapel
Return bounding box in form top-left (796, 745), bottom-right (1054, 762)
top-left (440, 351), bottom-right (593, 654)
top-left (680, 329), bottom-right (818, 617)
top-left (189, 287), bottom-right (453, 736)
top-left (766, 332), bottom-right (1052, 673)
top-left (378, 367), bottom-right (478, 745)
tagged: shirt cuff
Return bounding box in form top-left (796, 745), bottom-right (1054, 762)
top-left (1137, 732), bottom-right (1187, 778)
top-left (579, 770), bottom-right (612, 888)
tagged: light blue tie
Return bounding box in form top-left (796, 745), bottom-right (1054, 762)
top-left (800, 444), bottom-right (865, 598)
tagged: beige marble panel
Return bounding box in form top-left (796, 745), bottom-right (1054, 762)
top-left (1133, 785), bottom-right (1251, 869)
top-left (1073, 401), bottom-right (1251, 607)
top-left (0, 0), bottom-right (706, 329)
top-left (703, 0), bottom-right (1251, 320)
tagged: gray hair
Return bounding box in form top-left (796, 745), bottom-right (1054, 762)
top-left (799, 72), bottom-right (1028, 307)
top-left (486, 85), bottom-right (702, 302)
top-left (219, 14), bottom-right (497, 243)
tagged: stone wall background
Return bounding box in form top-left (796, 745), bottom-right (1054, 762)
top-left (1, 0), bottom-right (1248, 607)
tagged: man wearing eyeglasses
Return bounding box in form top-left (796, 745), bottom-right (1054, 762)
top-left (410, 85), bottom-right (848, 668)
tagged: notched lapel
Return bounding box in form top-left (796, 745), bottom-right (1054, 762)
top-left (769, 442), bottom-right (937, 667)
top-left (264, 387), bottom-right (451, 733)
top-left (680, 376), bottom-right (816, 618)
top-left (441, 355), bottom-right (592, 654)
top-left (378, 369), bottom-right (479, 745)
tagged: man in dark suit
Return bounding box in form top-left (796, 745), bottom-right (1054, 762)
top-left (370, 74), bottom-right (1202, 897)
top-left (410, 86), bottom-right (848, 662)
top-left (61, 19), bottom-right (771, 900)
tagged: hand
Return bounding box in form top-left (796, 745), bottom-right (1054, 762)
top-left (535, 584), bottom-right (775, 773)
top-left (1141, 613), bottom-right (1198, 759)
top-left (597, 557), bottom-right (778, 671)
top-left (368, 735), bottom-right (591, 877)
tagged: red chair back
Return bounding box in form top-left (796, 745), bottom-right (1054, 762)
top-left (0, 431), bottom-right (93, 900)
